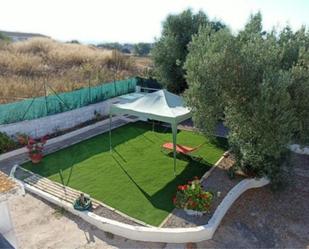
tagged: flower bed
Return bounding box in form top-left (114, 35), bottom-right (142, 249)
top-left (173, 177), bottom-right (213, 216)
top-left (163, 155), bottom-right (244, 227)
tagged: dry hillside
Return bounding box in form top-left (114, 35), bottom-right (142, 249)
top-left (0, 38), bottom-right (152, 104)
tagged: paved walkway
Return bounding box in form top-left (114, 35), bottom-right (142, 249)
top-left (0, 116), bottom-right (133, 175)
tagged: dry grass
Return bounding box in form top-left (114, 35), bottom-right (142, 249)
top-left (0, 38), bottom-right (152, 104)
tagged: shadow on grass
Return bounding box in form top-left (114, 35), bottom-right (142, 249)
top-left (22, 121), bottom-right (224, 218)
top-left (112, 151), bottom-right (212, 214)
top-left (22, 122), bottom-right (150, 182)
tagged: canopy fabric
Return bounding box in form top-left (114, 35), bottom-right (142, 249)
top-left (109, 89), bottom-right (192, 175)
top-left (110, 89), bottom-right (192, 125)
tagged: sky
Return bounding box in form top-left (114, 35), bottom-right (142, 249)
top-left (0, 0), bottom-right (308, 44)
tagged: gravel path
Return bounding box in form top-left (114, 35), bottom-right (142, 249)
top-left (93, 206), bottom-right (143, 226)
top-left (198, 152), bottom-right (309, 248)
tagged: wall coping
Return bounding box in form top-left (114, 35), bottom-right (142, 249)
top-left (19, 174), bottom-right (269, 243)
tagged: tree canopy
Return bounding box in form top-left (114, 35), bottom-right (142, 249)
top-left (133, 43), bottom-right (152, 56)
top-left (0, 32), bottom-right (11, 42)
top-left (152, 9), bottom-right (225, 94)
top-left (184, 13), bottom-right (309, 186)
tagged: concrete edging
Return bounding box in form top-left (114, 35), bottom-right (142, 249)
top-left (22, 176), bottom-right (269, 243)
top-left (289, 144), bottom-right (309, 155)
top-left (0, 116), bottom-right (129, 162)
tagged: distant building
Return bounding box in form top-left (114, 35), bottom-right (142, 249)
top-left (0, 30), bottom-right (49, 42)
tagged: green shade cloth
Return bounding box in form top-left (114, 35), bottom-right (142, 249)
top-left (0, 78), bottom-right (137, 125)
top-left (109, 89), bottom-right (192, 174)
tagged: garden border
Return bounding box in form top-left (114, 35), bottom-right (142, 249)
top-left (0, 116), bottom-right (132, 162)
top-left (289, 144), bottom-right (309, 155)
top-left (13, 168), bottom-right (269, 243)
top-left (158, 152), bottom-right (227, 228)
top-left (1, 116), bottom-right (271, 243)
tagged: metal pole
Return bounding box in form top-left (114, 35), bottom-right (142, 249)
top-left (43, 79), bottom-right (48, 114)
top-left (109, 113), bottom-right (112, 152)
top-left (172, 123), bottom-right (177, 176)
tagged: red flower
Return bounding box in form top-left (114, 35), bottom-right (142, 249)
top-left (28, 138), bottom-right (36, 145)
top-left (178, 185), bottom-right (188, 191)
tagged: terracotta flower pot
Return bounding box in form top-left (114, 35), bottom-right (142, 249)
top-left (30, 153), bottom-right (43, 164)
top-left (17, 136), bottom-right (27, 146)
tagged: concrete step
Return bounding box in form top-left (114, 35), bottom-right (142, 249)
top-left (23, 172), bottom-right (100, 209)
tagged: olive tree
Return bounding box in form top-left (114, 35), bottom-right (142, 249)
top-left (184, 13), bottom-right (309, 186)
top-left (152, 9), bottom-right (224, 94)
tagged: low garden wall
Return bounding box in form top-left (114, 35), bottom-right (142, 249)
top-left (20, 174), bottom-right (269, 243)
top-left (0, 96), bottom-right (124, 139)
top-left (0, 98), bottom-right (114, 138)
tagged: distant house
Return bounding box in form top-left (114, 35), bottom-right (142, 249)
top-left (0, 30), bottom-right (49, 42)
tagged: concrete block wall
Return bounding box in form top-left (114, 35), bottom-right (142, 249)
top-left (0, 97), bottom-right (120, 138)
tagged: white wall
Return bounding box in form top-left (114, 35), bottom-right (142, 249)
top-left (23, 177), bottom-right (269, 243)
top-left (0, 198), bottom-right (17, 248)
top-left (0, 97), bottom-right (120, 138)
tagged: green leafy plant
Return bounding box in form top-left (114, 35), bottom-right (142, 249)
top-left (152, 9), bottom-right (225, 94)
top-left (173, 177), bottom-right (213, 212)
top-left (16, 132), bottom-right (29, 146)
top-left (184, 12), bottom-right (308, 186)
top-left (0, 132), bottom-right (17, 154)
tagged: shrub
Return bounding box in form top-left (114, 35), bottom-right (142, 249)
top-left (184, 13), bottom-right (308, 185)
top-left (0, 132), bottom-right (17, 154)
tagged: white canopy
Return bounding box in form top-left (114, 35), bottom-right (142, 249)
top-left (109, 90), bottom-right (192, 174)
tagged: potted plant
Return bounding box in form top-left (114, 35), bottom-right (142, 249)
top-left (173, 177), bottom-right (213, 216)
top-left (26, 135), bottom-right (48, 164)
top-left (16, 133), bottom-right (29, 146)
top-left (73, 193), bottom-right (92, 211)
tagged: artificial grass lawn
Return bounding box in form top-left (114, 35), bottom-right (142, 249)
top-left (23, 122), bottom-right (226, 226)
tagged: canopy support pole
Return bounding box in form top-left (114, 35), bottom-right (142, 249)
top-left (171, 122), bottom-right (177, 176)
top-left (109, 113), bottom-right (112, 152)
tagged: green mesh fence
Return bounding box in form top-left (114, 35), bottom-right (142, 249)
top-left (0, 78), bottom-right (137, 125)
